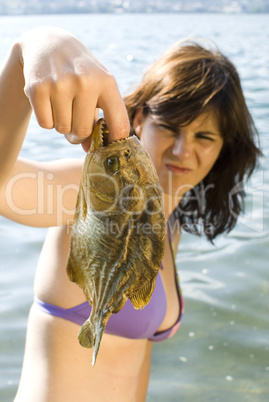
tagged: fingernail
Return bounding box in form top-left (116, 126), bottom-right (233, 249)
top-left (64, 133), bottom-right (86, 144)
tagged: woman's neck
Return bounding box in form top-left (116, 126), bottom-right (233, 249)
top-left (162, 192), bottom-right (182, 247)
top-left (162, 192), bottom-right (180, 221)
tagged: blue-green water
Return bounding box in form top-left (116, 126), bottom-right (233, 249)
top-left (0, 13), bottom-right (268, 401)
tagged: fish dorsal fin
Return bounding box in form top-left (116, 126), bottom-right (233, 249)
top-left (76, 183), bottom-right (87, 220)
top-left (129, 275), bottom-right (157, 310)
top-left (89, 118), bottom-right (106, 152)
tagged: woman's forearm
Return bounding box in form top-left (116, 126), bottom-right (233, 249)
top-left (0, 43), bottom-right (32, 188)
top-left (0, 157), bottom-right (83, 227)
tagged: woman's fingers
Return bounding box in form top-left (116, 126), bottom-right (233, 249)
top-left (50, 72), bottom-right (130, 144)
top-left (24, 81), bottom-right (54, 129)
top-left (51, 96), bottom-right (73, 136)
top-left (70, 88), bottom-right (98, 140)
top-left (98, 74), bottom-right (130, 142)
top-left (26, 73), bottom-right (130, 144)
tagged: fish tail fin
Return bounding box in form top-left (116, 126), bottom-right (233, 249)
top-left (91, 329), bottom-right (103, 367)
top-left (78, 319), bottom-right (105, 367)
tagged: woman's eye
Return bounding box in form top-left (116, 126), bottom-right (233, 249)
top-left (158, 124), bottom-right (170, 130)
top-left (196, 133), bottom-right (215, 142)
top-left (157, 124), bottom-right (177, 135)
top-left (106, 156), bottom-right (120, 173)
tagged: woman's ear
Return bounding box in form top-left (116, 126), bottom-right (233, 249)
top-left (132, 108), bottom-right (144, 139)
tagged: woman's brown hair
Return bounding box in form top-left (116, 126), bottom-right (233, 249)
top-left (124, 39), bottom-right (262, 241)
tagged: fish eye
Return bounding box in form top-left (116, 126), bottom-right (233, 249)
top-left (106, 156), bottom-right (120, 173)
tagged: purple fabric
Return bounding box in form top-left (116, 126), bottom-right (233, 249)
top-left (34, 226), bottom-right (184, 342)
top-left (34, 268), bottom-right (183, 342)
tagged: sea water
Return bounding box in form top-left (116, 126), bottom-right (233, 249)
top-left (0, 12), bottom-right (268, 401)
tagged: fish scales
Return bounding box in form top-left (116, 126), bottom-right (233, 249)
top-left (66, 118), bottom-right (165, 366)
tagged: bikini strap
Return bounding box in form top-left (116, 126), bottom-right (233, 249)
top-left (167, 221), bottom-right (176, 264)
top-left (160, 221), bottom-right (175, 270)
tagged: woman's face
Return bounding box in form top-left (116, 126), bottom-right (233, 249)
top-left (133, 111), bottom-right (223, 200)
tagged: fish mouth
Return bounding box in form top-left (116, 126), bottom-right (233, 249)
top-left (99, 119), bottom-right (110, 147)
top-left (91, 118), bottom-right (134, 152)
top-left (89, 118), bottom-right (110, 152)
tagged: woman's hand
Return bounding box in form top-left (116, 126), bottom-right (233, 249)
top-left (18, 26), bottom-right (130, 145)
top-left (0, 26), bottom-right (129, 188)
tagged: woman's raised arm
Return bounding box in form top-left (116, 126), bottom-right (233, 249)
top-left (0, 41), bottom-right (32, 188)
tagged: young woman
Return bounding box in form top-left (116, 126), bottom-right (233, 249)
top-left (0, 27), bottom-right (261, 401)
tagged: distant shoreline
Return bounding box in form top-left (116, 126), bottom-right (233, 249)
top-left (0, 11), bottom-right (268, 16)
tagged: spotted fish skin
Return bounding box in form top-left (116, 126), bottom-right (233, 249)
top-left (66, 119), bottom-right (165, 366)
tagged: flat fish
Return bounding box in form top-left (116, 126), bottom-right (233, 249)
top-left (66, 118), bottom-right (165, 366)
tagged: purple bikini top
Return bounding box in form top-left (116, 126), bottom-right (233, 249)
top-left (35, 268), bottom-right (183, 342)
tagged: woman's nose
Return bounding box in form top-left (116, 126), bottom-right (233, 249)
top-left (172, 136), bottom-right (192, 160)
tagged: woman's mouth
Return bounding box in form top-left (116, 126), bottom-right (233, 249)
top-left (165, 163), bottom-right (192, 175)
